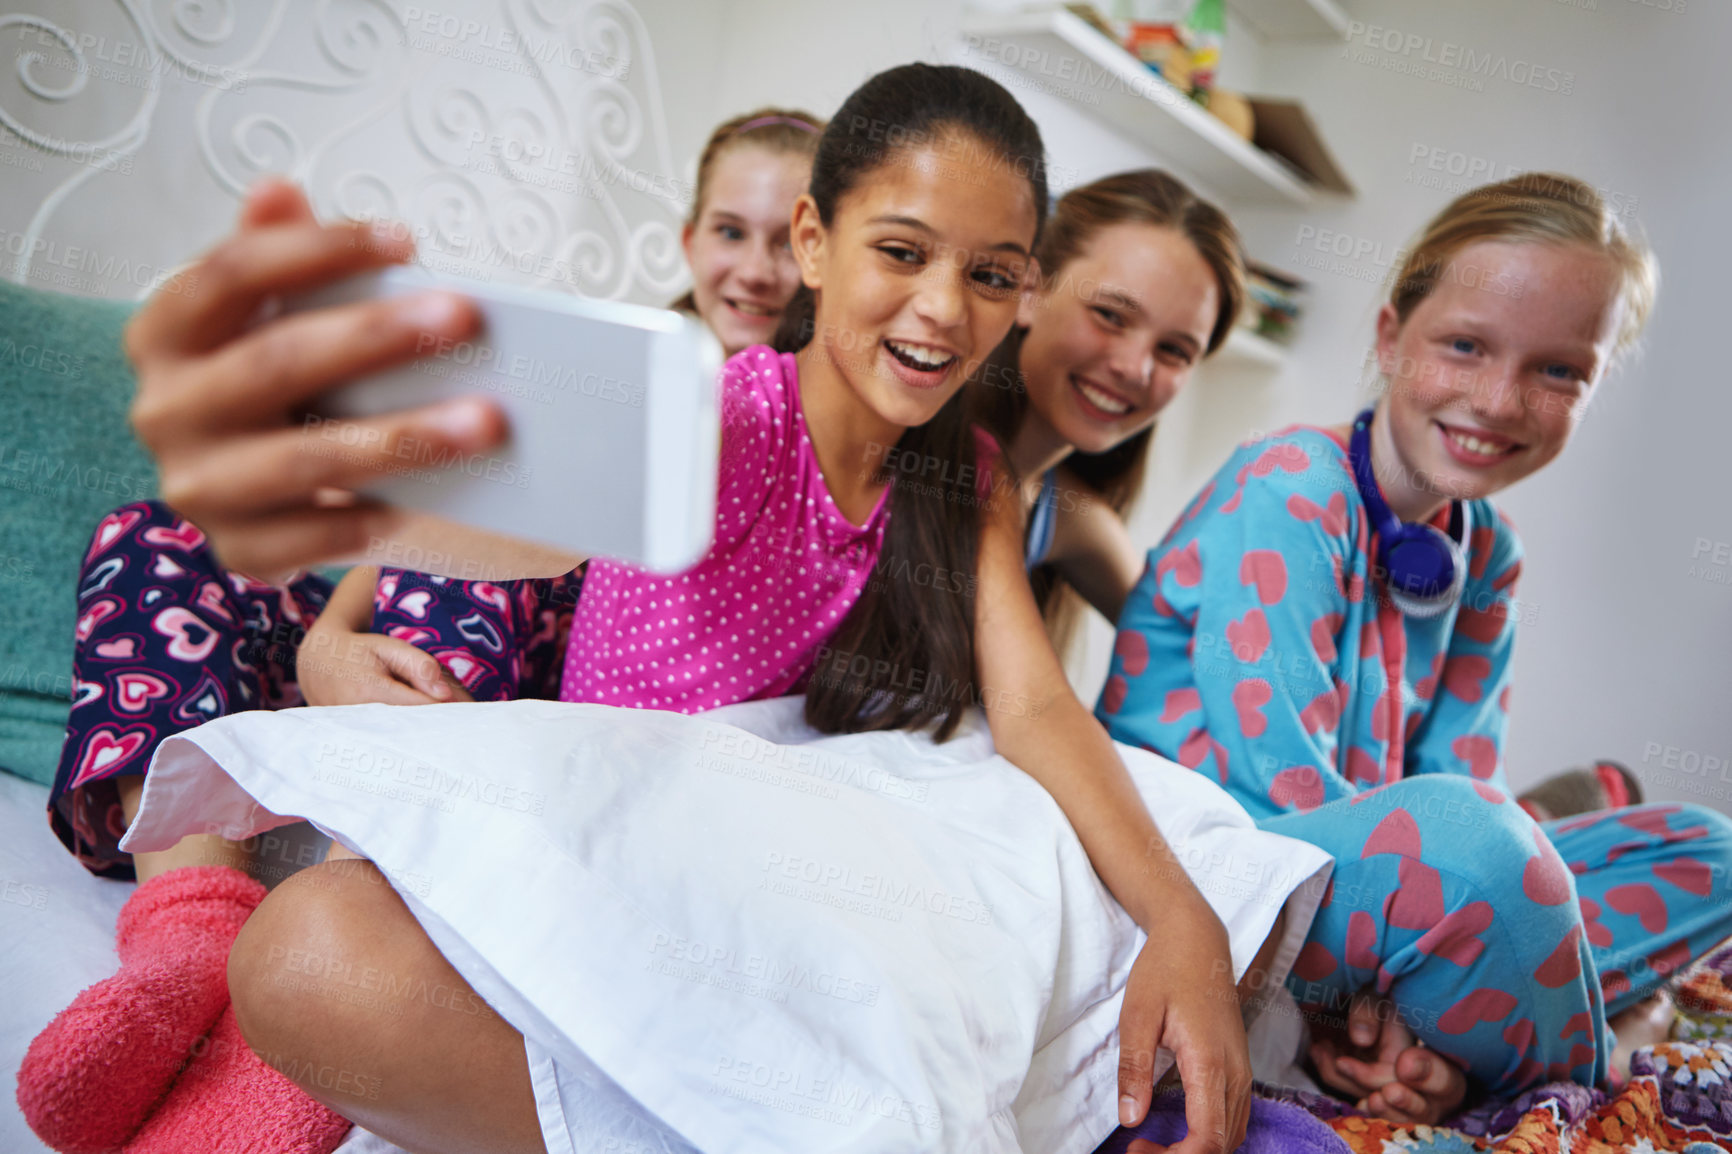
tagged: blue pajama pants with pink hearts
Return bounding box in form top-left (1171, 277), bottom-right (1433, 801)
top-left (48, 501), bottom-right (335, 879)
top-left (1270, 773), bottom-right (1732, 1093)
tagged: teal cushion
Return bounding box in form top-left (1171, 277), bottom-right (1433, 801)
top-left (0, 280), bottom-right (151, 786)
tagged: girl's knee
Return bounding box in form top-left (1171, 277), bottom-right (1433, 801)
top-left (1672, 803), bottom-right (1732, 894)
top-left (1374, 776), bottom-right (1540, 868)
top-left (1677, 802), bottom-right (1732, 852)
top-left (228, 858), bottom-right (392, 1053)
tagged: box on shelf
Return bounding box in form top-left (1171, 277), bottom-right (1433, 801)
top-left (1246, 97), bottom-right (1354, 195)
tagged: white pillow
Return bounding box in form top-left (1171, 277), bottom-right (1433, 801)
top-left (126, 696), bottom-right (1331, 1154)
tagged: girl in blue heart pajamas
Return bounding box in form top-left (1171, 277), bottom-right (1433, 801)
top-left (1097, 173), bottom-right (1732, 1108)
top-left (1099, 426), bottom-right (1732, 1095)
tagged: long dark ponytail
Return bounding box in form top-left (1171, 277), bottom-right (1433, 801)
top-left (789, 63), bottom-right (1048, 742)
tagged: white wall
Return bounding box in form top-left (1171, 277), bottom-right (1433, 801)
top-left (6, 0), bottom-right (1726, 812)
top-left (1226, 0), bottom-right (1732, 811)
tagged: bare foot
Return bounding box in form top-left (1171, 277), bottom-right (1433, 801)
top-left (1360, 1045), bottom-right (1468, 1125)
top-left (1309, 993), bottom-right (1467, 1125)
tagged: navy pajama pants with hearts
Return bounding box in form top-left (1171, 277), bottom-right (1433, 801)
top-left (48, 501), bottom-right (334, 880)
top-left (50, 500), bottom-right (581, 880)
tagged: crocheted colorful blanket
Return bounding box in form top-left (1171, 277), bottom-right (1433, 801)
top-left (1097, 945), bottom-right (1732, 1154)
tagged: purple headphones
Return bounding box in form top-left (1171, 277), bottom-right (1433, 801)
top-left (1349, 407), bottom-right (1468, 618)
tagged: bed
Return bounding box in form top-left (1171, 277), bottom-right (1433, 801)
top-left (16, 738), bottom-right (1732, 1154)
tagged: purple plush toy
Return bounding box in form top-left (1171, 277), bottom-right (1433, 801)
top-left (1091, 1089), bottom-right (1350, 1154)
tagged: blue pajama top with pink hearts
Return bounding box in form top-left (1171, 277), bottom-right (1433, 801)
top-left (1097, 423), bottom-right (1523, 819)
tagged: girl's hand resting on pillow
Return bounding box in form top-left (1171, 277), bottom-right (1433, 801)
top-left (1118, 891), bottom-right (1253, 1154)
top-left (298, 622), bottom-right (474, 707)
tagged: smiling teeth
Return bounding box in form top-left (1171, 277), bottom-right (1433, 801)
top-left (886, 339), bottom-right (955, 370)
top-left (1446, 428), bottom-right (1511, 458)
top-left (730, 300), bottom-right (774, 317)
top-left (1076, 379), bottom-right (1130, 415)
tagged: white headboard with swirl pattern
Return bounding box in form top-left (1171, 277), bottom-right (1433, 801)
top-left (1, 0), bottom-right (705, 305)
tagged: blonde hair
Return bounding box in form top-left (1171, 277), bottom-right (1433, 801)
top-left (1391, 172), bottom-right (1658, 358)
top-left (683, 107), bottom-right (825, 230)
top-left (670, 107), bottom-right (825, 315)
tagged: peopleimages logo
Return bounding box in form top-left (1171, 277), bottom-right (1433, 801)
top-left (1341, 21), bottom-right (1576, 95)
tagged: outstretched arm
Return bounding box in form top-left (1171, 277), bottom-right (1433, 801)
top-left (972, 480), bottom-right (1251, 1154)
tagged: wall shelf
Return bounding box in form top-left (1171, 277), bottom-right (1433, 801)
top-left (962, 8), bottom-right (1317, 206)
top-left (1225, 0), bottom-right (1350, 42)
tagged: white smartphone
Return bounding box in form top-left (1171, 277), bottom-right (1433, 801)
top-left (294, 266), bottom-right (722, 573)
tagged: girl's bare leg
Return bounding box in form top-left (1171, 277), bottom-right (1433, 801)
top-left (226, 856), bottom-right (547, 1154)
top-left (116, 775), bottom-right (256, 883)
top-left (1237, 907), bottom-right (1288, 1021)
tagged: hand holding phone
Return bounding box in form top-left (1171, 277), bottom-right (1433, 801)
top-left (294, 267), bottom-right (723, 574)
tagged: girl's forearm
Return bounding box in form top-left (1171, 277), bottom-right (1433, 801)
top-left (986, 692), bottom-right (1217, 936)
top-left (322, 565), bottom-right (380, 631)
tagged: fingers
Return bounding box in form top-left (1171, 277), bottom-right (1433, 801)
top-left (1167, 1051), bottom-right (1233, 1154)
top-left (1394, 1048), bottom-right (1435, 1092)
top-left (238, 177), bottom-right (317, 230)
top-left (155, 397), bottom-right (504, 519)
top-left (1374, 1005), bottom-right (1417, 1063)
top-left (1347, 994), bottom-right (1381, 1049)
top-left (374, 638), bottom-right (455, 702)
top-left (1354, 1047), bottom-right (1467, 1126)
top-left (1308, 1040), bottom-right (1374, 1099)
top-left (179, 287), bottom-right (484, 433)
top-left (1361, 1084), bottom-right (1426, 1127)
top-left (340, 673), bottom-right (441, 708)
top-left (1396, 1045), bottom-right (1467, 1115)
top-left (1117, 1033), bottom-right (1160, 1129)
top-left (296, 633), bottom-right (439, 709)
top-left (1331, 1054), bottom-right (1393, 1091)
top-left (126, 213), bottom-right (419, 365)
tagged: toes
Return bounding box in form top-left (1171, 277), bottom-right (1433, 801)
top-left (1399, 1045), bottom-right (1466, 1098)
top-left (1366, 1087), bottom-right (1425, 1127)
top-left (1380, 1082), bottom-right (1416, 1115)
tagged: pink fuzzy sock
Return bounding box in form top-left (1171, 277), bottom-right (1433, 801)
top-left (123, 1005), bottom-right (352, 1154)
top-left (17, 865), bottom-right (266, 1154)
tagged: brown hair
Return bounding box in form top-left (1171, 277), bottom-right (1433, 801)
top-left (1390, 172), bottom-right (1657, 356)
top-left (972, 170), bottom-right (1245, 651)
top-left (669, 107), bottom-right (825, 314)
top-left (779, 63), bottom-right (1048, 742)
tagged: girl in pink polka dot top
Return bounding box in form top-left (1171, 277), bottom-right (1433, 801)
top-left (349, 64), bottom-right (1291, 1140)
